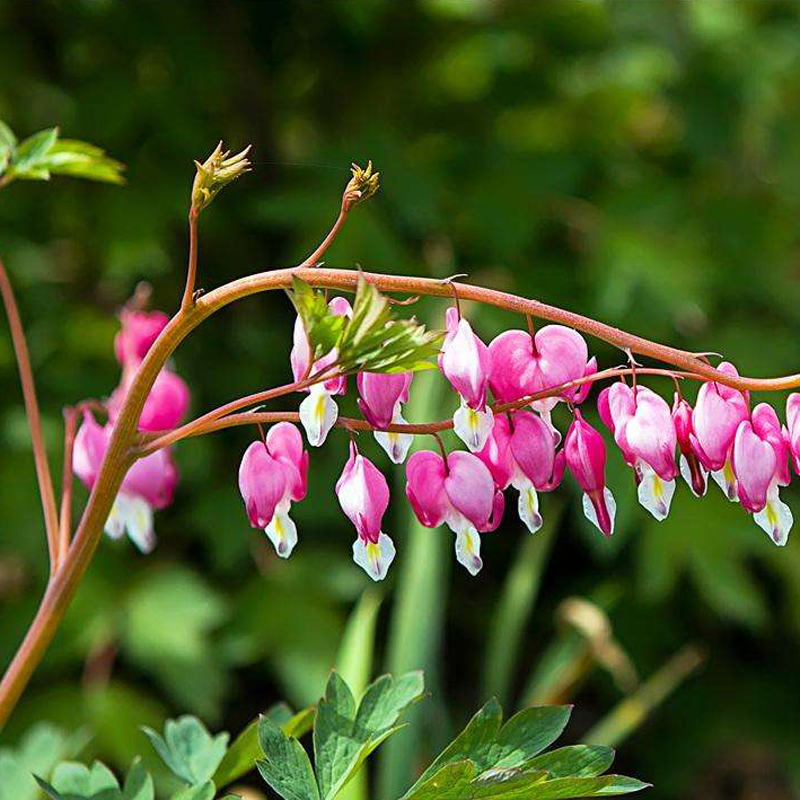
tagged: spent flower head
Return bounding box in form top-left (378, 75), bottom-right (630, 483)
top-left (191, 141), bottom-right (252, 213)
top-left (343, 160), bottom-right (380, 211)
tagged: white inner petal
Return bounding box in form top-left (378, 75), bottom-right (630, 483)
top-left (299, 387), bottom-right (338, 447)
top-left (453, 401), bottom-right (494, 453)
top-left (352, 532), bottom-right (396, 581)
top-left (453, 520), bottom-right (483, 576)
top-left (753, 484), bottom-right (793, 546)
top-left (517, 481), bottom-right (543, 533)
top-left (711, 458), bottom-right (738, 502)
top-left (679, 453), bottom-right (707, 498)
top-left (374, 407), bottom-right (414, 464)
top-left (581, 487), bottom-right (617, 536)
top-left (637, 464), bottom-right (675, 522)
top-left (265, 508), bottom-right (298, 558)
top-left (106, 493), bottom-right (156, 554)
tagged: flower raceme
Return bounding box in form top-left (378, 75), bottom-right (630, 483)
top-left (238, 422), bottom-right (309, 558)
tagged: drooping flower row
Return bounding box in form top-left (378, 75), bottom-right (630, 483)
top-left (74, 293), bottom-right (796, 581)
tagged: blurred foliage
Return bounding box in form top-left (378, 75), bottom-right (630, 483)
top-left (2, 1), bottom-right (800, 798)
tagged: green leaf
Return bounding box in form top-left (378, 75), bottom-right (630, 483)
top-left (41, 139), bottom-right (125, 184)
top-left (523, 745), bottom-right (615, 779)
top-left (213, 705), bottom-right (315, 788)
top-left (168, 783), bottom-right (216, 800)
top-left (35, 759), bottom-right (152, 800)
top-left (403, 702), bottom-right (571, 797)
top-left (10, 127), bottom-right (58, 179)
top-left (257, 715), bottom-right (320, 800)
top-left (515, 775), bottom-right (650, 798)
top-left (314, 671), bottom-right (425, 800)
top-left (121, 760), bottom-right (154, 800)
top-left (142, 716), bottom-right (228, 785)
top-left (0, 118), bottom-right (16, 150)
top-left (286, 276), bottom-right (346, 362)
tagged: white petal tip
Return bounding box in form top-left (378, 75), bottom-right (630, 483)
top-left (265, 511), bottom-right (298, 558)
top-left (518, 485), bottom-right (543, 533)
top-left (353, 532), bottom-right (395, 581)
top-left (374, 429), bottom-right (414, 464)
top-left (754, 493), bottom-right (793, 547)
top-left (455, 526), bottom-right (483, 575)
top-left (299, 391), bottom-right (338, 447)
top-left (453, 404), bottom-right (494, 453)
top-left (637, 470), bottom-right (675, 522)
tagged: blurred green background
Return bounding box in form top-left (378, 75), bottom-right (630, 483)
top-left (2, 1), bottom-right (800, 798)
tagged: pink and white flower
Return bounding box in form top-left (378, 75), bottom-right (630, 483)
top-left (336, 440), bottom-right (395, 580)
top-left (109, 368), bottom-right (190, 432)
top-left (672, 394), bottom-right (707, 498)
top-left (290, 296), bottom-right (353, 447)
top-left (732, 404), bottom-right (792, 545)
top-left (406, 449), bottom-right (504, 575)
top-left (238, 422), bottom-right (309, 557)
top-left (598, 383), bottom-right (677, 520)
top-left (476, 411), bottom-right (564, 533)
top-left (439, 308), bottom-right (494, 451)
top-left (564, 409), bottom-right (616, 537)
top-left (691, 362), bottom-right (749, 501)
top-left (357, 371), bottom-right (414, 463)
top-left (73, 411), bottom-right (178, 553)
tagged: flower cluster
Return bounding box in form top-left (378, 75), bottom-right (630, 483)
top-left (73, 303), bottom-right (189, 552)
top-left (236, 297), bottom-right (797, 583)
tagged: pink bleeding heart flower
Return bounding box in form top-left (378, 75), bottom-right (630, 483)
top-left (488, 325), bottom-right (590, 411)
top-left (564, 409), bottom-right (616, 537)
top-left (238, 422), bottom-right (309, 558)
top-left (114, 308), bottom-right (169, 365)
top-left (672, 394), bottom-right (707, 498)
top-left (291, 296), bottom-right (353, 447)
top-left (357, 371), bottom-right (415, 463)
top-left (691, 362), bottom-right (749, 501)
top-left (439, 308), bottom-right (494, 452)
top-left (733, 404), bottom-right (793, 546)
top-left (406, 449), bottom-right (504, 575)
top-left (336, 440), bottom-right (395, 580)
top-left (73, 411), bottom-right (178, 553)
top-left (476, 411), bottom-right (562, 533)
top-left (109, 368), bottom-right (190, 432)
top-left (598, 383), bottom-right (677, 521)
top-left (566, 357), bottom-right (598, 405)
top-left (786, 393), bottom-right (800, 475)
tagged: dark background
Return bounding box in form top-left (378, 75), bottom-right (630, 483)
top-left (2, 1), bottom-right (800, 798)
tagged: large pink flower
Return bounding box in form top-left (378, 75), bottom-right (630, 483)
top-left (356, 371), bottom-right (415, 464)
top-left (336, 441), bottom-right (394, 580)
top-left (238, 422), bottom-right (308, 557)
top-left (406, 449), bottom-right (504, 575)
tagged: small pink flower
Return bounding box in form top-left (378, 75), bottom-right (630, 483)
top-left (114, 308), bottom-right (169, 365)
top-left (672, 394), bottom-right (707, 498)
top-left (786, 393), bottom-right (800, 475)
top-left (488, 325), bottom-right (590, 408)
top-left (732, 404), bottom-right (793, 546)
top-left (439, 308), bottom-right (494, 451)
top-left (109, 369), bottom-right (190, 432)
top-left (599, 383), bottom-right (677, 520)
top-left (291, 297), bottom-right (353, 447)
top-left (406, 449), bottom-right (504, 575)
top-left (238, 422), bottom-right (308, 557)
top-left (564, 409), bottom-right (616, 537)
top-left (336, 440), bottom-right (395, 580)
top-left (691, 362), bottom-right (749, 500)
top-left (74, 411), bottom-right (178, 553)
top-left (357, 371), bottom-right (415, 463)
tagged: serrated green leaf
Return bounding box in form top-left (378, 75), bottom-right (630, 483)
top-left (523, 745), bottom-right (615, 779)
top-left (142, 716), bottom-right (228, 785)
top-left (213, 705), bottom-right (315, 788)
top-left (403, 703), bottom-right (571, 797)
top-left (10, 127), bottom-right (58, 177)
top-left (121, 759), bottom-right (154, 800)
top-left (402, 760), bottom-right (478, 799)
top-left (257, 715), bottom-right (320, 800)
top-left (286, 277), bottom-right (346, 362)
top-left (314, 671), bottom-right (425, 800)
top-left (516, 775), bottom-right (650, 798)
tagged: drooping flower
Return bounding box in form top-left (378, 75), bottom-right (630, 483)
top-left (785, 393), bottom-right (800, 476)
top-left (476, 411), bottom-right (564, 533)
top-left (406, 449), bottom-right (504, 575)
top-left (564, 409), bottom-right (616, 537)
top-left (114, 308), bottom-right (169, 365)
top-left (439, 307), bottom-right (494, 452)
top-left (357, 371), bottom-right (414, 463)
top-left (109, 368), bottom-right (190, 432)
top-left (73, 411), bottom-right (178, 553)
top-left (598, 383), bottom-right (677, 520)
top-left (732, 404), bottom-right (792, 545)
top-left (488, 325), bottom-right (592, 438)
top-left (691, 362), bottom-right (749, 501)
top-left (238, 422), bottom-right (309, 557)
top-left (672, 393), bottom-right (707, 498)
top-left (291, 296), bottom-right (352, 447)
top-left (335, 440), bottom-right (395, 581)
